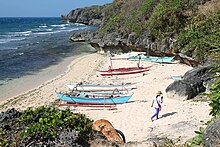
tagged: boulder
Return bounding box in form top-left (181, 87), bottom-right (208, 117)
top-left (203, 116), bottom-right (220, 147)
top-left (166, 66), bottom-right (217, 100)
top-left (166, 80), bottom-right (198, 101)
top-left (93, 119), bottom-right (125, 145)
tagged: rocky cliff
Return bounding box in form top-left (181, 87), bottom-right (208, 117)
top-left (62, 0), bottom-right (219, 67)
top-left (61, 5), bottom-right (107, 26)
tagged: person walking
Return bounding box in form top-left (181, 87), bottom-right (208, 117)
top-left (151, 91), bottom-right (163, 121)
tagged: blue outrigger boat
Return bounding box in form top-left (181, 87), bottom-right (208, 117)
top-left (129, 55), bottom-right (175, 63)
top-left (56, 92), bottom-right (133, 105)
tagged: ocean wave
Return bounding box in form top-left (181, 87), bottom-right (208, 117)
top-left (0, 80), bottom-right (8, 85)
top-left (31, 28), bottom-right (52, 35)
top-left (13, 31), bottom-right (32, 34)
top-left (39, 25), bottom-right (47, 28)
top-left (65, 28), bottom-right (80, 32)
top-left (50, 23), bottom-right (71, 27)
top-left (18, 52), bottom-right (24, 56)
top-left (0, 38), bottom-right (26, 44)
top-left (0, 47), bottom-right (18, 50)
top-left (51, 24), bottom-right (66, 27)
top-left (74, 23), bottom-right (86, 26)
top-left (47, 29), bottom-right (53, 31)
top-left (60, 27), bottom-right (66, 30)
top-left (65, 26), bottom-right (88, 32)
top-left (0, 40), bottom-right (7, 44)
top-left (33, 27), bottom-right (79, 35)
top-left (7, 31), bottom-right (32, 37)
top-left (33, 32), bottom-right (54, 35)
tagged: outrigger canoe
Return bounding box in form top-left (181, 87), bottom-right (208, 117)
top-left (56, 92), bottom-right (133, 104)
top-left (98, 65), bottom-right (152, 73)
top-left (100, 68), bottom-right (149, 76)
top-left (66, 83), bottom-right (138, 91)
top-left (112, 55), bottom-right (175, 63)
top-left (70, 91), bottom-right (127, 96)
top-left (129, 55), bottom-right (175, 63)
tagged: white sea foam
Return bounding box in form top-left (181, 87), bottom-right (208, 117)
top-left (0, 38), bottom-right (26, 44)
top-left (34, 32), bottom-right (54, 35)
top-left (67, 28), bottom-right (80, 32)
top-left (50, 23), bottom-right (72, 28)
top-left (46, 29), bottom-right (53, 31)
top-left (0, 80), bottom-right (8, 85)
top-left (7, 31), bottom-right (32, 37)
top-left (66, 26), bottom-right (88, 32)
top-left (18, 52), bottom-right (24, 55)
top-left (13, 31), bottom-right (32, 34)
top-left (0, 40), bottom-right (7, 44)
top-left (50, 24), bottom-right (66, 27)
top-left (0, 47), bottom-right (18, 50)
top-left (39, 25), bottom-right (47, 28)
top-left (74, 23), bottom-right (86, 26)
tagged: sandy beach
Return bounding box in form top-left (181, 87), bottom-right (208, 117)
top-left (0, 51), bottom-right (211, 144)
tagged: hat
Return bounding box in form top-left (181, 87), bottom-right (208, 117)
top-left (156, 91), bottom-right (162, 95)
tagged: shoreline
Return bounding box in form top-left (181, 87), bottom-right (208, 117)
top-left (0, 55), bottom-right (79, 101)
top-left (0, 51), bottom-right (212, 144)
top-left (0, 52), bottom-right (107, 110)
top-left (0, 42), bottom-right (96, 102)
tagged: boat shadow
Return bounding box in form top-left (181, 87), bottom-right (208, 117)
top-left (160, 112), bottom-right (177, 119)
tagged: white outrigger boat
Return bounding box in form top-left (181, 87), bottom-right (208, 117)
top-left (66, 83), bottom-right (137, 92)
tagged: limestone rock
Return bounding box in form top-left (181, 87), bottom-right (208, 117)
top-left (61, 6), bottom-right (105, 26)
top-left (166, 66), bottom-right (218, 101)
top-left (203, 116), bottom-right (220, 147)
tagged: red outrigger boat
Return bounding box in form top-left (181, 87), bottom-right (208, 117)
top-left (99, 68), bottom-right (150, 76)
top-left (98, 65), bottom-right (152, 73)
top-left (98, 57), bottom-right (152, 76)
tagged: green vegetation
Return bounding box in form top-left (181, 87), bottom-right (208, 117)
top-left (0, 106), bottom-right (93, 146)
top-left (147, 0), bottom-right (185, 40)
top-left (187, 127), bottom-right (205, 146)
top-left (174, 11), bottom-right (220, 62)
top-left (99, 0), bottom-right (156, 36)
top-left (187, 78), bottom-right (220, 146)
top-left (98, 0), bottom-right (220, 63)
top-left (208, 79), bottom-right (220, 117)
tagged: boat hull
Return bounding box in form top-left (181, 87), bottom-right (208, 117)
top-left (100, 68), bottom-right (149, 76)
top-left (56, 92), bottom-right (133, 104)
top-left (129, 56), bottom-right (175, 63)
top-left (98, 65), bottom-right (152, 72)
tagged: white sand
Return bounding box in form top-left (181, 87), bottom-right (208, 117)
top-left (0, 52), bottom-right (211, 144)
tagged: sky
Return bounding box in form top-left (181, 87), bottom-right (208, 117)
top-left (0, 0), bottom-right (113, 17)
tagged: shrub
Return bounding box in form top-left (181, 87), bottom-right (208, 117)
top-left (0, 106), bottom-right (93, 146)
top-left (174, 11), bottom-right (220, 62)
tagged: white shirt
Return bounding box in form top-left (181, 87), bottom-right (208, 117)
top-left (153, 95), bottom-right (163, 108)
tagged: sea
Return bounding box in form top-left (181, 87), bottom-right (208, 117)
top-left (0, 17), bottom-right (96, 86)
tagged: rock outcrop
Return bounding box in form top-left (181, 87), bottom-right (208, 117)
top-left (93, 119), bottom-right (125, 145)
top-left (70, 30), bottom-right (203, 66)
top-left (61, 5), bottom-right (106, 26)
top-left (166, 66), bottom-right (219, 100)
top-left (203, 116), bottom-right (220, 147)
